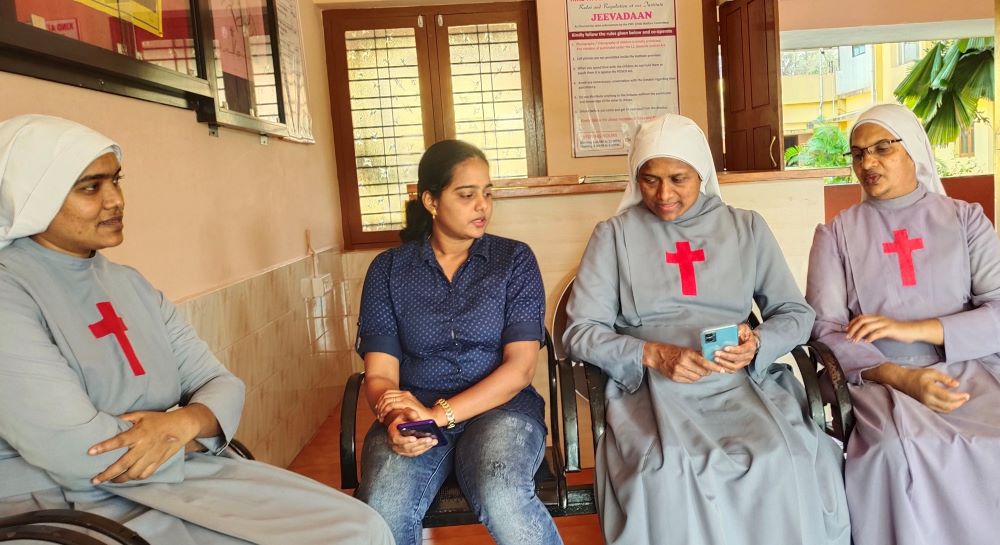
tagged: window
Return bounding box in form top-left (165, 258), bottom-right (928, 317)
top-left (897, 42), bottom-right (920, 65)
top-left (851, 44), bottom-right (866, 57)
top-left (959, 127), bottom-right (975, 157)
top-left (323, 2), bottom-right (544, 249)
top-left (0, 0), bottom-right (287, 135)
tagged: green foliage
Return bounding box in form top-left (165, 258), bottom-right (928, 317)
top-left (895, 38), bottom-right (994, 146)
top-left (786, 123), bottom-right (853, 184)
top-left (784, 145), bottom-right (800, 166)
top-left (797, 123), bottom-right (851, 168)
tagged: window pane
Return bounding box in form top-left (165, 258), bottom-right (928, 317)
top-left (346, 28), bottom-right (425, 232)
top-left (209, 0), bottom-right (279, 121)
top-left (448, 23), bottom-right (528, 180)
top-left (14, 0), bottom-right (197, 77)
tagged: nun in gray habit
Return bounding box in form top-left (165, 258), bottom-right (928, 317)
top-left (0, 115), bottom-right (393, 545)
top-left (563, 114), bottom-right (850, 545)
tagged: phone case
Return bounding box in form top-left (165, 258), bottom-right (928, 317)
top-left (396, 419), bottom-right (449, 447)
top-left (700, 324), bottom-right (740, 361)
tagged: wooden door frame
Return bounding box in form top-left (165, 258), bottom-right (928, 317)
top-left (703, 0), bottom-right (782, 172)
top-left (703, 0), bottom-right (725, 172)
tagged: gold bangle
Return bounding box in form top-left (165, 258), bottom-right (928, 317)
top-left (435, 398), bottom-right (456, 429)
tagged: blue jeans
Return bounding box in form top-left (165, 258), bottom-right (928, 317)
top-left (356, 409), bottom-right (562, 545)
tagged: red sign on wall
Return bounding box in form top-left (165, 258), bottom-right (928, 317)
top-left (45, 18), bottom-right (80, 40)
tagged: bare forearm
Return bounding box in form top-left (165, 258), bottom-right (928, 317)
top-left (178, 402), bottom-right (221, 438)
top-left (911, 318), bottom-right (944, 345)
top-left (432, 361), bottom-right (534, 426)
top-left (365, 376), bottom-right (399, 414)
top-left (861, 362), bottom-right (908, 389)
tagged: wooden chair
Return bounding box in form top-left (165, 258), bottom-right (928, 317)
top-left (805, 340), bottom-right (855, 446)
top-left (0, 439), bottom-right (255, 544)
top-left (551, 276), bottom-right (854, 461)
top-left (339, 328), bottom-right (597, 529)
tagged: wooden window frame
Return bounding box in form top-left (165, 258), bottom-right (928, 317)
top-left (0, 0), bottom-right (289, 137)
top-left (323, 2), bottom-right (545, 250)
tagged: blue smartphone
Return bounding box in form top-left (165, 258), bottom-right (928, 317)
top-left (700, 324), bottom-right (740, 361)
top-left (396, 419), bottom-right (448, 447)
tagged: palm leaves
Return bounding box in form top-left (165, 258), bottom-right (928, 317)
top-left (894, 38), bottom-right (994, 146)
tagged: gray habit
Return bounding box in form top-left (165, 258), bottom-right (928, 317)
top-left (565, 195), bottom-right (850, 545)
top-left (807, 184), bottom-right (1000, 545)
top-left (0, 238), bottom-right (393, 545)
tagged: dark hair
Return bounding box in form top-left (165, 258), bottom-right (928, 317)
top-left (400, 139), bottom-right (488, 242)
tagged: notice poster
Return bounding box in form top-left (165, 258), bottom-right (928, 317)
top-left (275, 0), bottom-right (314, 143)
top-left (567, 1), bottom-right (679, 157)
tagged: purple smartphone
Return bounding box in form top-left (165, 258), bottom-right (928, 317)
top-left (396, 419), bottom-right (448, 447)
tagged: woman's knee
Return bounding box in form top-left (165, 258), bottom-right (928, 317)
top-left (456, 412), bottom-right (545, 509)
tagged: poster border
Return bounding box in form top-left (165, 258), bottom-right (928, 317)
top-left (564, 0), bottom-right (681, 158)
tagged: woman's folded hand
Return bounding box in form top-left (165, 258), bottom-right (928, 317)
top-left (642, 342), bottom-right (727, 383)
top-left (88, 409), bottom-right (201, 485)
top-left (376, 389), bottom-right (434, 423)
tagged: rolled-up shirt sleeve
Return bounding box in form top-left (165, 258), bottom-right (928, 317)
top-left (356, 252), bottom-right (402, 361)
top-left (501, 245), bottom-right (545, 346)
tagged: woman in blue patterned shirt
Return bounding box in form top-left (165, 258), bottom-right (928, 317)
top-left (354, 140), bottom-right (561, 545)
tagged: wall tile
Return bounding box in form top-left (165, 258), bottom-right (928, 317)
top-left (345, 278), bottom-right (365, 316)
top-left (179, 253), bottom-right (350, 467)
top-left (343, 250), bottom-right (379, 281)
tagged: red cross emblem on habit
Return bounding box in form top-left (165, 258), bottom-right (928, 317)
top-left (882, 229), bottom-right (924, 287)
top-left (666, 241), bottom-right (705, 296)
top-left (89, 302), bottom-right (146, 376)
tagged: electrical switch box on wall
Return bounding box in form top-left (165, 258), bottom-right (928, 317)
top-left (301, 273), bottom-right (333, 299)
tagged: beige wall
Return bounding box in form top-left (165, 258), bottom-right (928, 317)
top-left (779, 0), bottom-right (993, 31)
top-left (535, 0), bottom-right (708, 176)
top-left (0, 0), bottom-right (339, 303)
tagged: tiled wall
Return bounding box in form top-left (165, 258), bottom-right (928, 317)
top-left (175, 250), bottom-right (362, 467)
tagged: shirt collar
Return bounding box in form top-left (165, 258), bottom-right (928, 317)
top-left (417, 235), bottom-right (491, 266)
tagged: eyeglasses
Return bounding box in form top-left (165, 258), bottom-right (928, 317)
top-left (845, 139), bottom-right (903, 162)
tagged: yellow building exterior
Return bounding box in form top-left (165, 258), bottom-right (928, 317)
top-left (781, 42), bottom-right (994, 175)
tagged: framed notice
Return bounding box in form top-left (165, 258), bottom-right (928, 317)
top-left (567, 1), bottom-right (679, 157)
top-left (275, 0), bottom-right (314, 142)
